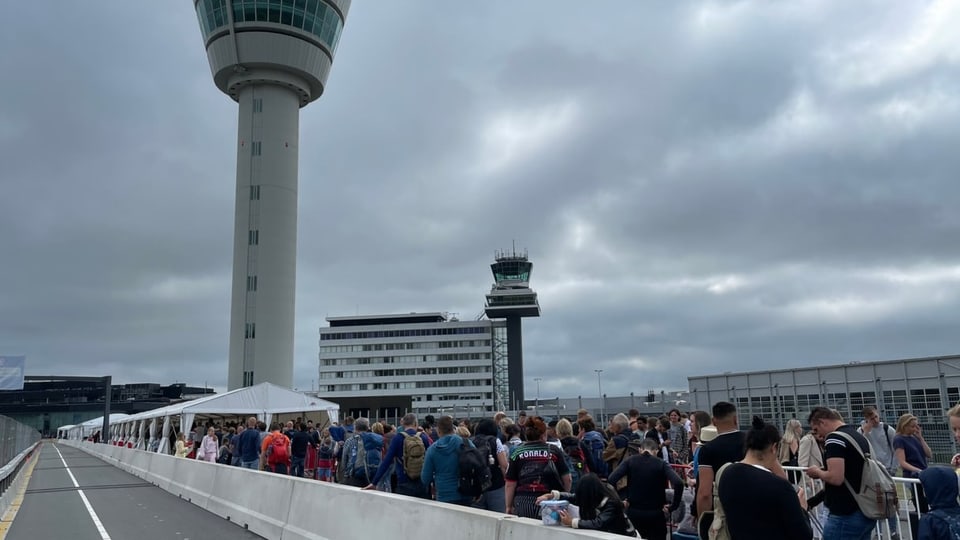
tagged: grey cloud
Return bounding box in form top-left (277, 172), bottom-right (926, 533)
top-left (3, 2), bottom-right (959, 401)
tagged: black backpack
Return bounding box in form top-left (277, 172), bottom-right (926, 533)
top-left (457, 439), bottom-right (492, 497)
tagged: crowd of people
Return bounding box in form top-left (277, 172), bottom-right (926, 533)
top-left (166, 402), bottom-right (960, 540)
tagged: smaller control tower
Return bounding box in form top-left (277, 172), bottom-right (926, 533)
top-left (484, 248), bottom-right (540, 410)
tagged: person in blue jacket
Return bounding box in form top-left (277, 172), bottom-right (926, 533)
top-left (918, 466), bottom-right (960, 540)
top-left (421, 415), bottom-right (473, 505)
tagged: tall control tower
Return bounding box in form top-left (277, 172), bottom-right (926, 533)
top-left (484, 249), bottom-right (541, 410)
top-left (193, 0), bottom-right (351, 389)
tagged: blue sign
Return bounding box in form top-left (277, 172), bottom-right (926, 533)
top-left (0, 356), bottom-right (25, 390)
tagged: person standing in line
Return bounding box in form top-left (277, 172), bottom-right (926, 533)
top-left (230, 425), bottom-right (245, 466)
top-left (718, 416), bottom-right (812, 540)
top-left (893, 413), bottom-right (932, 539)
top-left (779, 419), bottom-right (802, 483)
top-left (806, 406), bottom-right (875, 540)
top-left (364, 413), bottom-right (432, 499)
top-left (858, 406), bottom-right (898, 475)
top-left (289, 422), bottom-right (312, 478)
top-left (421, 415), bottom-right (474, 505)
top-left (505, 417), bottom-right (571, 517)
top-left (947, 403), bottom-right (960, 467)
top-left (200, 426), bottom-right (219, 463)
top-left (175, 432), bottom-right (190, 458)
top-left (667, 409), bottom-right (689, 464)
top-left (694, 402), bottom-right (745, 527)
top-left (236, 417), bottom-right (262, 470)
top-left (607, 438), bottom-right (683, 540)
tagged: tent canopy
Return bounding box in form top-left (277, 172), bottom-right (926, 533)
top-left (112, 382), bottom-right (339, 429)
top-left (57, 414), bottom-right (130, 439)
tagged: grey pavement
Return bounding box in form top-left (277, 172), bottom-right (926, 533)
top-left (7, 443), bottom-right (263, 540)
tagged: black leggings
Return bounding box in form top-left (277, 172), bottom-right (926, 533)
top-left (627, 508), bottom-right (666, 540)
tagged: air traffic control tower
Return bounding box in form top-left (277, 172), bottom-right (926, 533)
top-left (193, 0), bottom-right (351, 389)
top-left (485, 249), bottom-right (541, 410)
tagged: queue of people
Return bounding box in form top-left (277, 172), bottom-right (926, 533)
top-left (161, 401), bottom-right (960, 540)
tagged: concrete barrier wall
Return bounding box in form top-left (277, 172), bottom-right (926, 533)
top-left (60, 440), bottom-right (630, 540)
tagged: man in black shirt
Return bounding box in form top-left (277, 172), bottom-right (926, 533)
top-left (694, 401), bottom-right (745, 522)
top-left (608, 438), bottom-right (683, 540)
top-left (806, 407), bottom-right (874, 540)
top-left (289, 423), bottom-right (312, 478)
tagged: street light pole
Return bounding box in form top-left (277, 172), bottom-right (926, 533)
top-left (534, 377), bottom-right (542, 416)
top-left (594, 369), bottom-right (604, 426)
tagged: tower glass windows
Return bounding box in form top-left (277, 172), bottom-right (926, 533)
top-left (197, 0), bottom-right (344, 54)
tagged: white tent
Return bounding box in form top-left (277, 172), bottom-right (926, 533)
top-left (58, 413), bottom-right (131, 440)
top-left (111, 382), bottom-right (339, 453)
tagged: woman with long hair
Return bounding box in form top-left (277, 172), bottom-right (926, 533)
top-left (200, 426), bottom-right (219, 463)
top-left (779, 419), bottom-right (802, 482)
top-left (717, 416), bottom-right (811, 540)
top-left (894, 413), bottom-right (932, 532)
top-left (536, 473), bottom-right (637, 537)
top-left (174, 432), bottom-right (190, 458)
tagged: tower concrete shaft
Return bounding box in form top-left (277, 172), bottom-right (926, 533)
top-left (227, 84), bottom-right (299, 390)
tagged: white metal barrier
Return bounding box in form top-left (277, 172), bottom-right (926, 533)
top-left (784, 465), bottom-right (923, 540)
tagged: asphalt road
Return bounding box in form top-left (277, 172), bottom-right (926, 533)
top-left (6, 443), bottom-right (263, 540)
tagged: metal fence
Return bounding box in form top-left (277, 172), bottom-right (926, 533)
top-left (784, 465), bottom-right (923, 540)
top-left (0, 414), bottom-right (42, 496)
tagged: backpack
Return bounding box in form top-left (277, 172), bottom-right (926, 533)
top-left (339, 434), bottom-right (363, 481)
top-left (267, 434), bottom-right (289, 465)
top-left (562, 441), bottom-right (588, 491)
top-left (351, 433), bottom-right (382, 480)
top-left (607, 437), bottom-right (643, 492)
top-left (929, 509), bottom-right (960, 538)
top-left (400, 432), bottom-right (426, 480)
top-left (457, 439), bottom-right (492, 498)
top-left (705, 462), bottom-right (734, 540)
top-left (582, 431), bottom-right (608, 478)
top-left (318, 439), bottom-right (335, 460)
top-left (832, 431), bottom-right (898, 519)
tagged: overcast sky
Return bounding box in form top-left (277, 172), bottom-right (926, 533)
top-left (3, 2), bottom-right (960, 399)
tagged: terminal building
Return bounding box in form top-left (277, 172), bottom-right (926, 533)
top-left (0, 380), bottom-right (214, 437)
top-left (318, 313), bottom-right (504, 419)
top-left (688, 354), bottom-right (960, 462)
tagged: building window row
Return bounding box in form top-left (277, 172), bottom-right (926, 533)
top-left (246, 275), bottom-right (258, 291)
top-left (436, 393), bottom-right (490, 401)
top-left (250, 185), bottom-right (261, 200)
top-left (196, 0), bottom-right (345, 54)
top-left (320, 326), bottom-right (488, 341)
top-left (248, 230), bottom-right (259, 245)
top-left (245, 323), bottom-right (256, 339)
top-left (322, 382), bottom-right (490, 393)
top-left (319, 353), bottom-right (492, 367)
top-left (323, 341), bottom-right (492, 352)
top-left (318, 365), bottom-right (491, 379)
top-left (251, 141), bottom-right (262, 156)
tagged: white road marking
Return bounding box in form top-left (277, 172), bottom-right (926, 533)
top-left (53, 445), bottom-right (112, 540)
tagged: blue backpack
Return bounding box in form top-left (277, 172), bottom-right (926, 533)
top-left (582, 431), bottom-right (608, 478)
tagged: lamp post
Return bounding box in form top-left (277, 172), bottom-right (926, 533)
top-left (534, 377), bottom-right (542, 415)
top-left (594, 369), bottom-right (604, 426)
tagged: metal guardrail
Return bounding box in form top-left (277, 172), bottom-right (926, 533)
top-left (784, 465), bottom-right (922, 540)
top-left (0, 414), bottom-right (42, 497)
